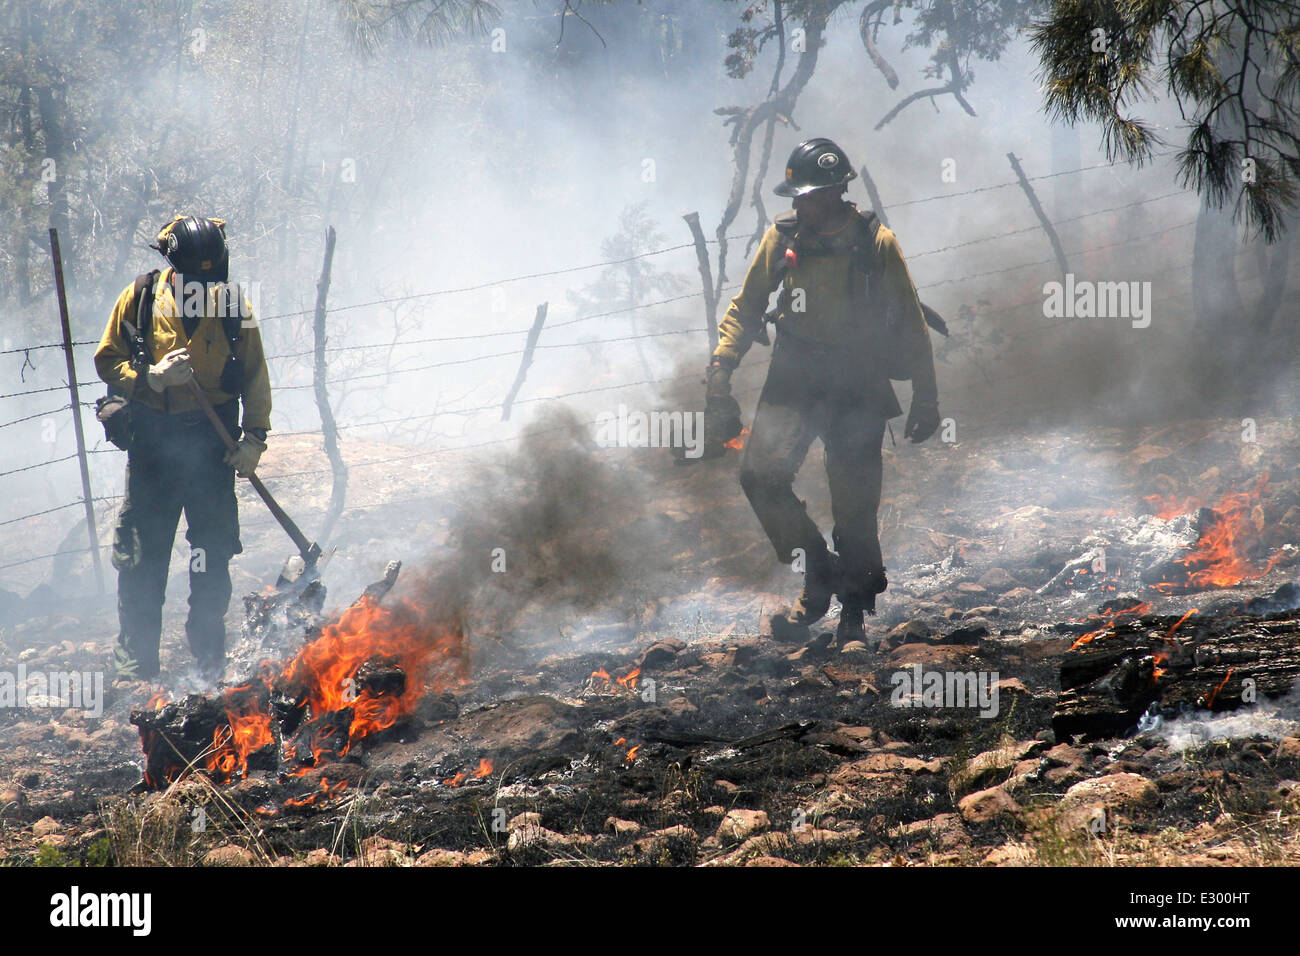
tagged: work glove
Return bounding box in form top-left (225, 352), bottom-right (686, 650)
top-left (146, 347), bottom-right (193, 392)
top-left (223, 434), bottom-right (266, 477)
top-left (703, 363), bottom-right (742, 459)
top-left (903, 398), bottom-right (941, 444)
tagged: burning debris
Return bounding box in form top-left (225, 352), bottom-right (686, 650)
top-left (130, 562), bottom-right (468, 806)
top-left (1038, 475), bottom-right (1298, 602)
top-left (1054, 586), bottom-right (1300, 740)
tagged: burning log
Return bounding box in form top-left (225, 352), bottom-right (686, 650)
top-left (131, 560), bottom-right (466, 791)
top-left (132, 684), bottom-right (277, 787)
top-left (1053, 600), bottom-right (1300, 740)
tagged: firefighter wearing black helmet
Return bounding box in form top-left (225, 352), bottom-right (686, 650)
top-left (94, 215), bottom-right (271, 684)
top-left (704, 138), bottom-right (940, 644)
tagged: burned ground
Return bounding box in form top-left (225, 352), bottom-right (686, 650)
top-left (4, 402), bottom-right (1300, 867)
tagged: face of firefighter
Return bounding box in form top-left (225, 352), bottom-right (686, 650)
top-left (792, 186), bottom-right (851, 233)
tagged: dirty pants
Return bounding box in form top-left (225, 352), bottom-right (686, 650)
top-left (112, 401), bottom-right (241, 676)
top-left (739, 335), bottom-right (891, 603)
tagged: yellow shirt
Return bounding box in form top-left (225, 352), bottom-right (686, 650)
top-left (94, 268), bottom-right (272, 432)
top-left (713, 207), bottom-right (937, 401)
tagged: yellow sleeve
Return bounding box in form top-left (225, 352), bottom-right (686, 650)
top-left (877, 228), bottom-right (938, 402)
top-left (713, 226), bottom-right (783, 368)
top-left (236, 306), bottom-right (272, 433)
top-left (94, 283), bottom-right (143, 396)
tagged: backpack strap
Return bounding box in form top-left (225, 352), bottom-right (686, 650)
top-left (219, 282), bottom-right (242, 352)
top-left (127, 270), bottom-right (160, 373)
top-left (850, 209), bottom-right (880, 277)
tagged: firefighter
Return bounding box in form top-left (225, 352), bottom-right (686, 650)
top-left (705, 138), bottom-right (940, 644)
top-left (95, 216), bottom-right (271, 683)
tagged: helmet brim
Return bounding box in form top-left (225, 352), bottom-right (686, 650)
top-left (773, 180), bottom-right (843, 198)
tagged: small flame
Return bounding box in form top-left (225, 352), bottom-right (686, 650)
top-left (1205, 667), bottom-right (1235, 708)
top-left (725, 427), bottom-right (750, 451)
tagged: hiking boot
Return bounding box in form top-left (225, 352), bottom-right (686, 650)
top-left (789, 551), bottom-right (841, 626)
top-left (835, 603), bottom-right (867, 645)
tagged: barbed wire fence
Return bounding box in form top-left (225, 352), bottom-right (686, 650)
top-left (0, 158), bottom-right (1232, 582)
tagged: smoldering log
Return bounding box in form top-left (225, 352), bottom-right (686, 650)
top-left (1053, 611), bottom-right (1300, 740)
top-left (131, 686), bottom-right (277, 786)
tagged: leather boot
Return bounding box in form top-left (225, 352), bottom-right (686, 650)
top-left (788, 550), bottom-right (840, 626)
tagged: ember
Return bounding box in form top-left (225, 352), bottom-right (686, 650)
top-left (1146, 476), bottom-right (1282, 592)
top-left (131, 567), bottom-right (469, 790)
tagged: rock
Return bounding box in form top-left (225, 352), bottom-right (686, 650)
top-left (1001, 587), bottom-right (1035, 602)
top-left (976, 568), bottom-right (1020, 592)
top-left (793, 826), bottom-right (862, 847)
top-left (632, 824), bottom-right (699, 856)
top-left (945, 619), bottom-right (990, 644)
top-left (958, 787), bottom-right (1021, 824)
top-left (995, 677), bottom-right (1031, 699)
top-left (31, 816), bottom-right (62, 838)
top-left (838, 640), bottom-right (871, 656)
top-left (506, 824), bottom-right (566, 852)
top-left (507, 811), bottom-right (542, 833)
top-left (1058, 772), bottom-right (1159, 832)
top-left (900, 813), bottom-right (970, 851)
top-left (886, 644), bottom-right (975, 667)
top-left (717, 809), bottom-right (770, 844)
top-left (884, 620), bottom-right (931, 649)
top-left (605, 817), bottom-right (642, 837)
top-left (665, 696), bottom-right (697, 717)
top-left (636, 639), bottom-right (685, 669)
top-left (832, 753), bottom-right (931, 784)
top-left (356, 836), bottom-right (412, 867)
top-left (0, 788), bottom-right (26, 809)
top-left (963, 605), bottom-right (1001, 618)
top-left (744, 855), bottom-right (799, 867)
top-left (1276, 737), bottom-right (1300, 760)
top-left (202, 845), bottom-right (257, 867)
top-left (1044, 743), bottom-right (1084, 768)
top-left (304, 848), bottom-right (335, 866)
top-left (951, 740), bottom-right (1044, 797)
top-left (955, 581), bottom-right (988, 596)
top-left (415, 848), bottom-right (494, 867)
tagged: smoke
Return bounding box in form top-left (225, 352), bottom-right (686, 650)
top-left (389, 404), bottom-right (669, 654)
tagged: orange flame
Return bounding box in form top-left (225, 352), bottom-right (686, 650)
top-left (471, 758), bottom-right (493, 779)
top-left (280, 595), bottom-right (468, 764)
top-left (1205, 667), bottom-right (1235, 708)
top-left (725, 427), bottom-right (750, 451)
top-left (1148, 476), bottom-right (1280, 590)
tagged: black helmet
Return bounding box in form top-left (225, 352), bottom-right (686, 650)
top-left (773, 138), bottom-right (857, 198)
top-left (153, 215), bottom-right (229, 282)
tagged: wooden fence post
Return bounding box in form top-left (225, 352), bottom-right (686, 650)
top-left (48, 228), bottom-right (104, 594)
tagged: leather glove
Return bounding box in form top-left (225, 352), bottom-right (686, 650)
top-left (903, 398), bottom-right (941, 444)
top-left (146, 347), bottom-right (193, 392)
top-left (703, 362), bottom-right (742, 458)
top-left (223, 434), bottom-right (266, 477)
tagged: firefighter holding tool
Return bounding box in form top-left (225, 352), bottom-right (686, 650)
top-left (95, 215), bottom-right (270, 683)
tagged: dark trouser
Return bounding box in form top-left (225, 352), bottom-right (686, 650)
top-left (739, 335), bottom-right (893, 603)
top-left (112, 401), bottom-right (242, 676)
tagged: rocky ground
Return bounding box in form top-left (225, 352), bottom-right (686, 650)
top-left (4, 402), bottom-right (1300, 867)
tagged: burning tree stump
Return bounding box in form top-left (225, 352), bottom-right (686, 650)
top-left (1053, 609), bottom-right (1300, 740)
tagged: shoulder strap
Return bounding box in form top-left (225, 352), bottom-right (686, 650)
top-left (773, 210), bottom-right (798, 241)
top-left (852, 210), bottom-right (880, 275)
top-left (128, 270), bottom-right (160, 371)
top-left (220, 283), bottom-right (242, 351)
